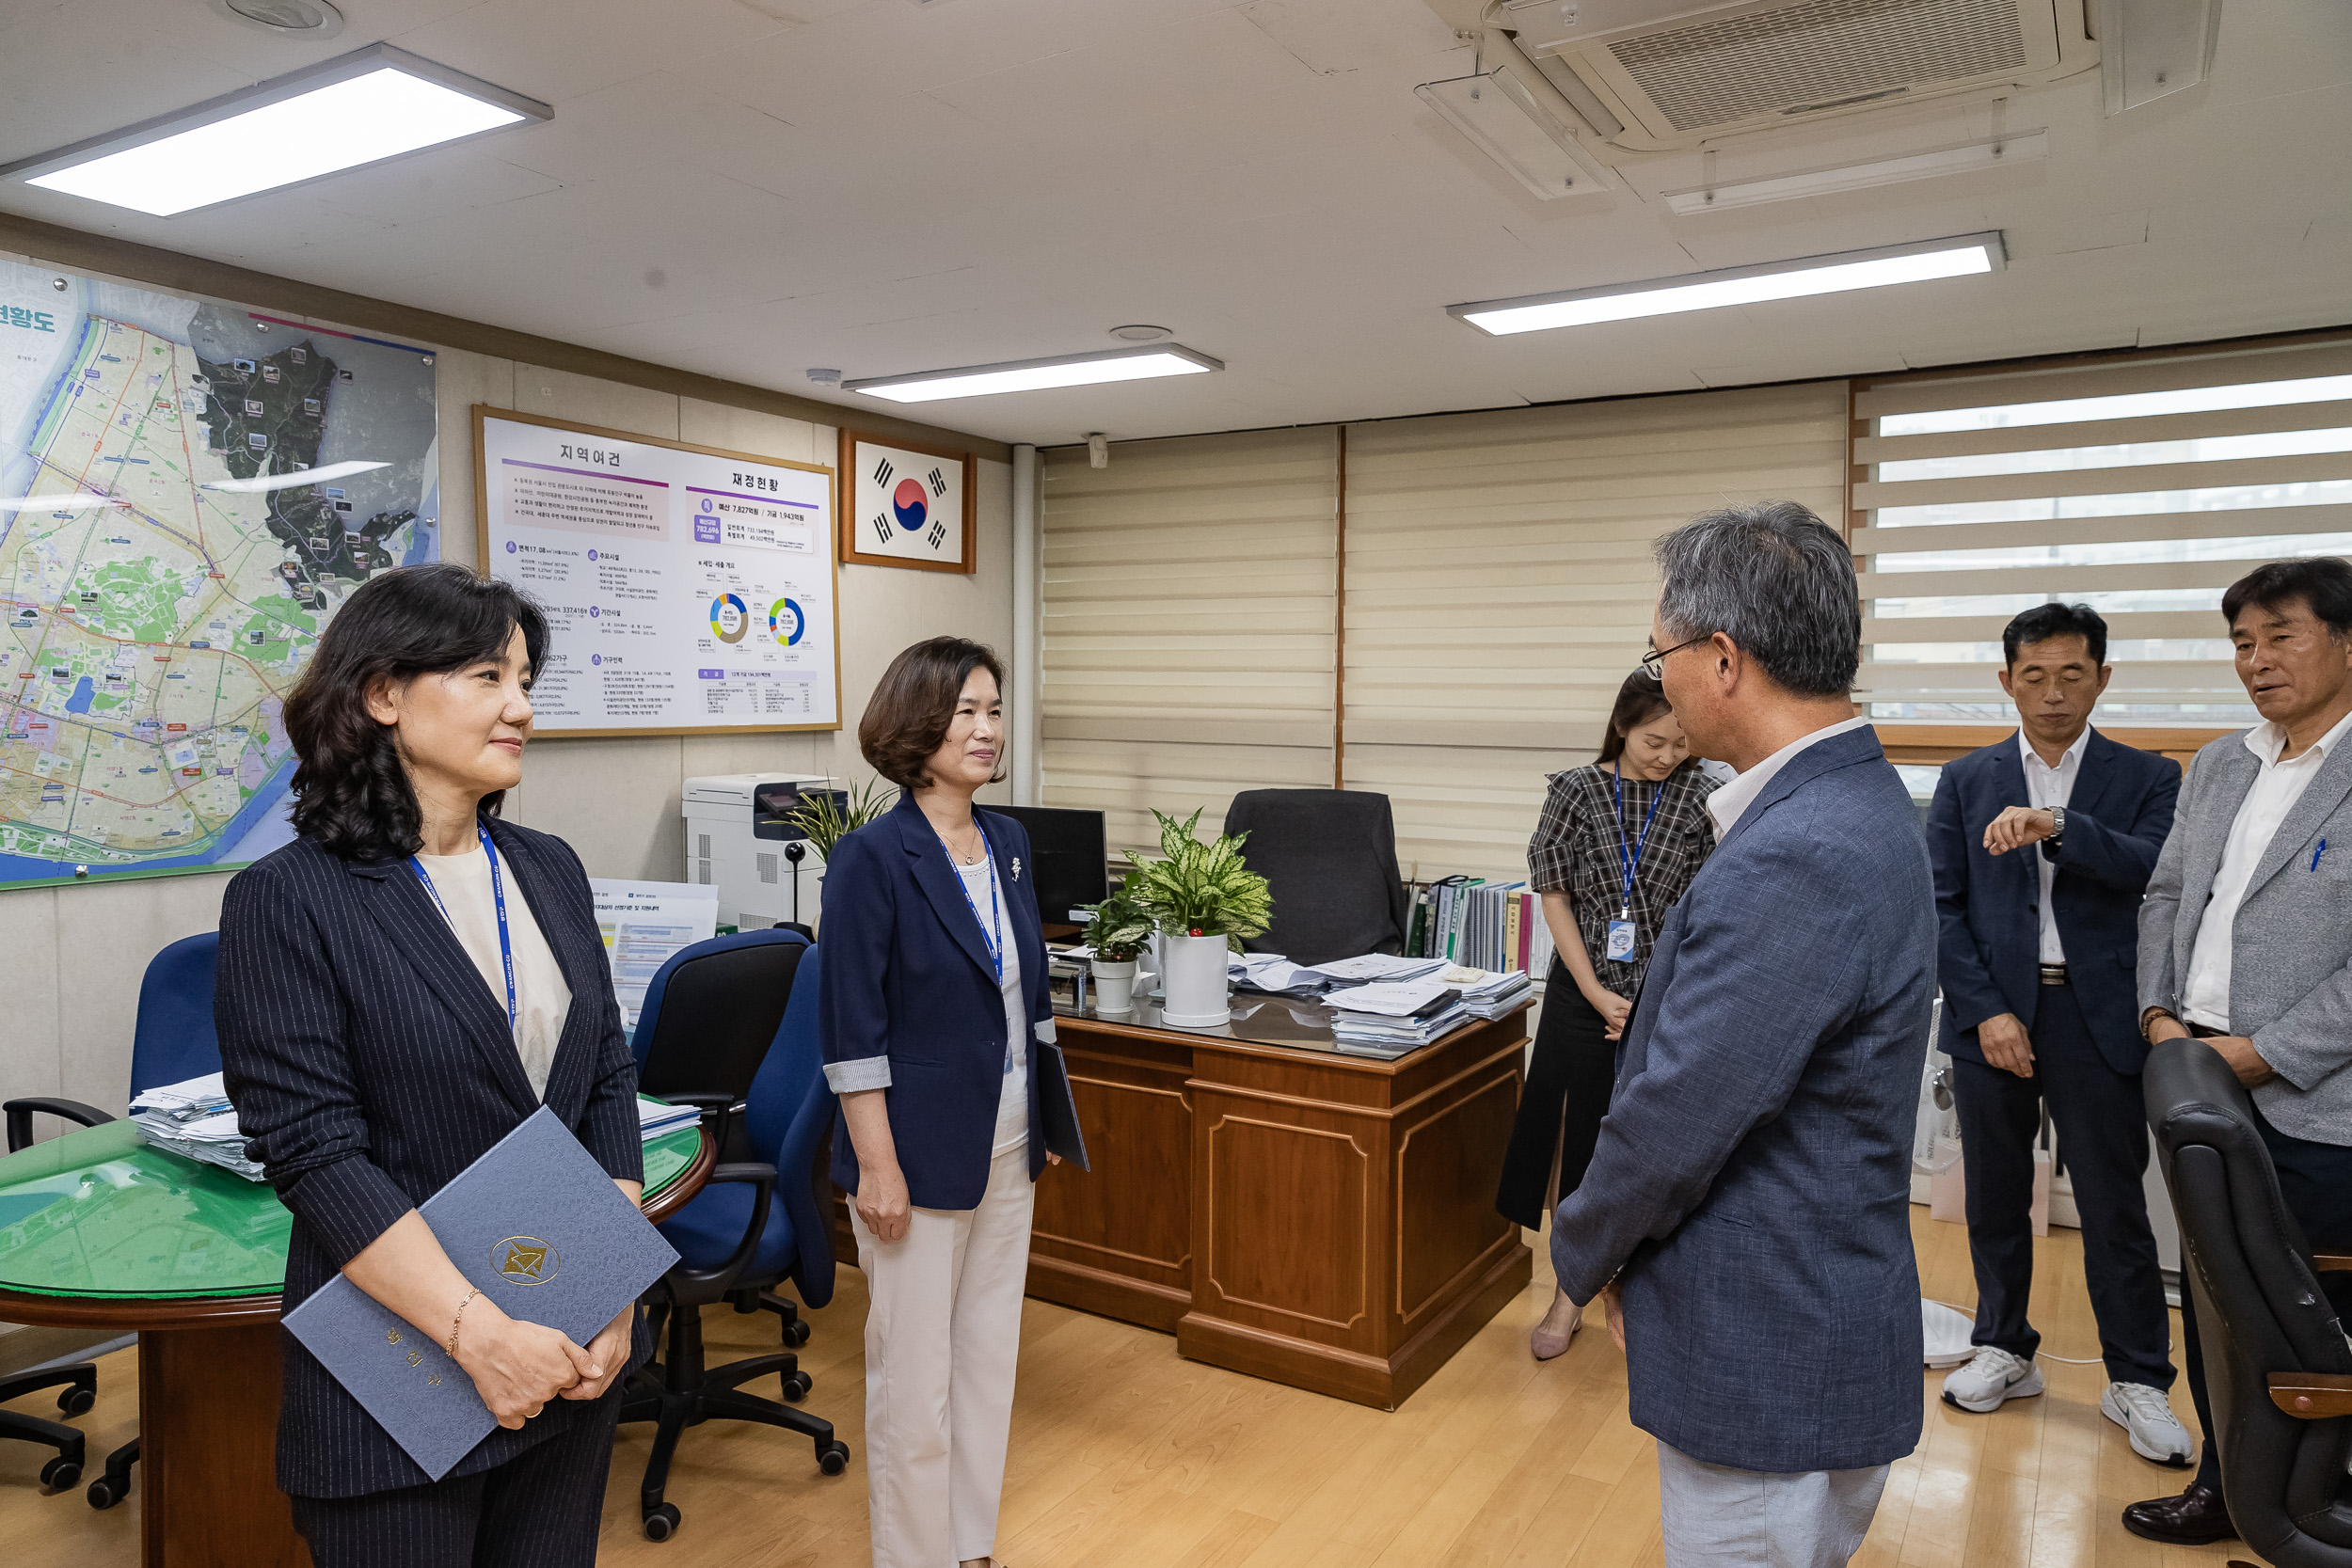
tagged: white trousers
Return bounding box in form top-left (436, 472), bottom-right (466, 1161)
top-left (851, 1145), bottom-right (1037, 1568)
top-left (1657, 1441), bottom-right (1889, 1568)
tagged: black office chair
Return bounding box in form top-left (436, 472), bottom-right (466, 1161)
top-left (2144, 1037), bottom-right (2352, 1568)
top-left (1223, 788), bottom-right (1410, 967)
top-left (628, 944), bottom-right (847, 1541)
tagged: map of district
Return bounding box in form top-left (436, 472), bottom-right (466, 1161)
top-left (0, 262), bottom-right (437, 886)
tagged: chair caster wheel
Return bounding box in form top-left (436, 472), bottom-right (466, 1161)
top-left (782, 1370), bottom-right (812, 1402)
top-left (40, 1457), bottom-right (80, 1491)
top-left (783, 1319), bottom-right (811, 1348)
top-left (643, 1503), bottom-right (681, 1541)
top-left (87, 1475), bottom-right (126, 1510)
top-left (818, 1440), bottom-right (850, 1476)
top-left (56, 1386), bottom-right (95, 1417)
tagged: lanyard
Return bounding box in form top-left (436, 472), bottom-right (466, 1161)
top-left (411, 819), bottom-right (517, 1035)
top-left (1612, 768), bottom-right (1662, 922)
top-left (935, 820), bottom-right (1004, 982)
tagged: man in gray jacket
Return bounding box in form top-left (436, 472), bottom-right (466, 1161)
top-left (2128, 555), bottom-right (2352, 1545)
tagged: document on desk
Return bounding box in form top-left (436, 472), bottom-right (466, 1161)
top-left (591, 879), bottom-right (719, 1037)
top-left (282, 1108), bottom-right (679, 1481)
top-left (1311, 953), bottom-right (1445, 982)
top-left (1322, 978), bottom-right (1457, 1017)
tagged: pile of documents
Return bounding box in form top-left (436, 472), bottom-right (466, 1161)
top-left (1323, 978), bottom-right (1468, 1056)
top-left (131, 1071), bottom-right (265, 1181)
top-left (1440, 965), bottom-right (1534, 1020)
top-left (637, 1096), bottom-right (700, 1142)
top-left (1231, 950), bottom-right (1445, 997)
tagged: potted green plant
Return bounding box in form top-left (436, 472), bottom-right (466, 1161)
top-left (1079, 873), bottom-right (1154, 1014)
top-left (775, 777), bottom-right (898, 858)
top-left (1125, 808), bottom-right (1274, 1026)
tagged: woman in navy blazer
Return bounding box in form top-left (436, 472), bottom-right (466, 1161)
top-left (819, 636), bottom-right (1073, 1568)
top-left (216, 565), bottom-right (645, 1568)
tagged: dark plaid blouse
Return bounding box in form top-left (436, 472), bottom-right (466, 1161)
top-left (1526, 762), bottom-right (1720, 998)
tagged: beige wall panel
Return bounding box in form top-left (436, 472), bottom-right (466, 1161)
top-left (508, 736), bottom-right (687, 882)
top-left (0, 889), bottom-right (62, 1123)
top-left (54, 875), bottom-right (228, 1117)
top-left (431, 348), bottom-right (513, 571)
top-left (676, 399), bottom-right (818, 467)
top-left (512, 366), bottom-right (681, 441)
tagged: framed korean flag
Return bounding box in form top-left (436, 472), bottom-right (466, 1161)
top-left (839, 428), bottom-right (977, 574)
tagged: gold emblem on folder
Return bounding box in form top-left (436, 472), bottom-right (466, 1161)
top-left (493, 1235), bottom-right (561, 1286)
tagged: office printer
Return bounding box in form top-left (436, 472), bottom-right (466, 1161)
top-left (679, 774), bottom-right (841, 931)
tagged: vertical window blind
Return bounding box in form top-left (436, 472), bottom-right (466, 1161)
top-left (1854, 338), bottom-right (2352, 725)
top-left (1341, 382), bottom-right (1849, 880)
top-left (1040, 428), bottom-right (1338, 855)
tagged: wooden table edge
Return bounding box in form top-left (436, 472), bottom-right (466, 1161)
top-left (0, 1283), bottom-right (282, 1328)
top-left (641, 1123), bottom-right (716, 1225)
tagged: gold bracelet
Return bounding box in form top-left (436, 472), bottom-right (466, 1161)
top-left (447, 1287), bottom-right (482, 1359)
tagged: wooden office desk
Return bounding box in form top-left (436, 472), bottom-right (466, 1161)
top-left (1027, 995), bottom-right (1532, 1410)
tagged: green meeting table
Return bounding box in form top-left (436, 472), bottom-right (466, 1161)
top-left (0, 1117), bottom-right (712, 1568)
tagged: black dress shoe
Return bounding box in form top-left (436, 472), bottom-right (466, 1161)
top-left (2121, 1483), bottom-right (2236, 1545)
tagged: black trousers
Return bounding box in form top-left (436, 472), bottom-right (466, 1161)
top-left (1496, 963), bottom-right (1617, 1232)
top-left (1949, 980), bottom-right (2173, 1387)
top-left (290, 1401), bottom-right (620, 1568)
top-left (2180, 1092), bottom-right (2352, 1495)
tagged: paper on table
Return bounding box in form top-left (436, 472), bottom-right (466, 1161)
top-left (1311, 954), bottom-right (1444, 981)
top-left (1323, 978), bottom-right (1454, 1017)
top-left (591, 879), bottom-right (720, 1037)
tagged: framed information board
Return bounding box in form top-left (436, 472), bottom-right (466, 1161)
top-left (475, 407), bottom-right (839, 737)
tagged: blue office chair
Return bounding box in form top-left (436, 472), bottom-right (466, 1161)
top-left (1, 931), bottom-right (221, 1505)
top-left (622, 945), bottom-right (847, 1542)
top-left (632, 927), bottom-right (808, 1164)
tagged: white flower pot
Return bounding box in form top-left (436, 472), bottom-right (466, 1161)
top-left (1159, 933), bottom-right (1232, 1027)
top-left (1091, 958), bottom-right (1139, 1014)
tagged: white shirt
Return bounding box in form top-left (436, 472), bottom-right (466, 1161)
top-left (2019, 726), bottom-right (2091, 964)
top-left (412, 841), bottom-right (572, 1101)
top-left (1706, 716), bottom-right (1874, 838)
top-left (2181, 707), bottom-right (2352, 1030)
top-left (954, 857), bottom-right (1030, 1157)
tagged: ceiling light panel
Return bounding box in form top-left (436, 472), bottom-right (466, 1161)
top-left (1450, 233), bottom-right (2004, 335)
top-left (2, 44), bottom-right (548, 216)
top-left (844, 345), bottom-right (1223, 404)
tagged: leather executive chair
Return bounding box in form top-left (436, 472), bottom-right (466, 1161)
top-left (1222, 788), bottom-right (1410, 969)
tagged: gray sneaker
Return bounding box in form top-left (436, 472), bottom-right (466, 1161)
top-left (1941, 1346), bottom-right (2043, 1413)
top-left (2103, 1381), bottom-right (2194, 1465)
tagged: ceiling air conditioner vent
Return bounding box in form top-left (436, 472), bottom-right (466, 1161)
top-left (1503, 0), bottom-right (2088, 150)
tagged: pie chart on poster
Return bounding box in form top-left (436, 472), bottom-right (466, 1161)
top-left (892, 479), bottom-right (927, 531)
top-left (708, 593), bottom-right (748, 643)
top-left (771, 597), bottom-right (805, 647)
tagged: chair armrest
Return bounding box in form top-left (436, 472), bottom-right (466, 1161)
top-left (2311, 1252), bottom-right (2352, 1272)
top-left (670, 1162), bottom-right (777, 1294)
top-left (2269, 1372), bottom-right (2352, 1418)
top-left (4, 1098), bottom-right (116, 1153)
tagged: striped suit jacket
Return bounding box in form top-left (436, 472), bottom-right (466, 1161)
top-left (215, 816), bottom-right (647, 1499)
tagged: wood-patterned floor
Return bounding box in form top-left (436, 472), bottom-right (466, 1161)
top-left (0, 1209), bottom-right (2236, 1568)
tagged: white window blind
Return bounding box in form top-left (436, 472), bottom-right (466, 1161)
top-left (1041, 428), bottom-right (1337, 855)
top-left (1855, 339), bottom-right (2352, 724)
top-left (1342, 382), bottom-right (1850, 880)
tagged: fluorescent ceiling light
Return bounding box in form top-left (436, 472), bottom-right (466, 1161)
top-left (2, 44), bottom-right (548, 216)
top-left (203, 459), bottom-right (390, 494)
top-left (1662, 134), bottom-right (2048, 215)
top-left (1450, 233), bottom-right (2005, 336)
top-left (0, 493), bottom-right (119, 513)
top-left (845, 345), bottom-right (1223, 404)
top-left (1414, 69), bottom-right (1614, 200)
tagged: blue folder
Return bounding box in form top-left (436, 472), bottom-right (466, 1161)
top-left (282, 1106), bottom-right (680, 1480)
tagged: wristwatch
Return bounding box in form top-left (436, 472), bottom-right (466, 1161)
top-left (2045, 806), bottom-right (2066, 852)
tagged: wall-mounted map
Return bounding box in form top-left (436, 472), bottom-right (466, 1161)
top-left (0, 261), bottom-right (438, 888)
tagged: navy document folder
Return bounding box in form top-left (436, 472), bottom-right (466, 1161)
top-left (282, 1106), bottom-right (681, 1480)
top-left (1038, 1041), bottom-right (1089, 1171)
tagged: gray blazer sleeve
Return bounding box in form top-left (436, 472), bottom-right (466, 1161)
top-left (2137, 749), bottom-right (2199, 1019)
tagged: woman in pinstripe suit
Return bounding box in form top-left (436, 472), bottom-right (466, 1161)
top-left (216, 563), bottom-right (646, 1568)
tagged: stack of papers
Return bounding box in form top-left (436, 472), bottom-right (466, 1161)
top-left (637, 1096), bottom-right (700, 1142)
top-left (1324, 978), bottom-right (1467, 1056)
top-left (1310, 954), bottom-right (1446, 983)
top-left (1230, 951), bottom-right (1446, 997)
top-left (1439, 965), bottom-right (1534, 1020)
top-left (131, 1071), bottom-right (265, 1180)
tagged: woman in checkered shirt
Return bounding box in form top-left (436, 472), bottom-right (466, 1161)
top-left (1498, 669), bottom-right (1723, 1361)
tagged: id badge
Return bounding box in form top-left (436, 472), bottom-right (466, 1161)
top-left (1605, 919), bottom-right (1637, 961)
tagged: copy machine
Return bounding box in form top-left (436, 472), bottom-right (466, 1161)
top-left (679, 774), bottom-right (840, 932)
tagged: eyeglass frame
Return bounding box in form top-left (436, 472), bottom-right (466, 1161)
top-left (1639, 632), bottom-right (1711, 679)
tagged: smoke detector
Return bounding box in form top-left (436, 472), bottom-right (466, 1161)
top-left (1108, 325), bottom-right (1172, 343)
top-left (207, 0), bottom-right (345, 37)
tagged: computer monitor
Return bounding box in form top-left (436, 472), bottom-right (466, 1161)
top-left (990, 805), bottom-right (1109, 927)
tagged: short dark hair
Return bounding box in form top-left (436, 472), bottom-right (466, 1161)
top-left (1597, 669), bottom-right (1673, 766)
top-left (859, 637), bottom-right (1008, 790)
top-left (2002, 602), bottom-right (2107, 668)
top-left (282, 563), bottom-right (548, 862)
top-left (2220, 557), bottom-right (2352, 638)
top-left (1653, 500), bottom-right (1860, 697)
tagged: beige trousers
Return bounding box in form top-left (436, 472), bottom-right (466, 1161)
top-left (851, 1145), bottom-right (1037, 1568)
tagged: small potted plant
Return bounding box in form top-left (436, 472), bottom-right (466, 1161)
top-left (775, 776), bottom-right (898, 857)
top-left (1126, 808), bottom-right (1273, 1027)
top-left (1079, 873), bottom-right (1154, 1014)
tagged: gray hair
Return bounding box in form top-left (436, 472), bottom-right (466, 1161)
top-left (1653, 501), bottom-right (1860, 698)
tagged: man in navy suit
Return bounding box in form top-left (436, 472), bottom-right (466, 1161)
top-left (1553, 501), bottom-right (1934, 1566)
top-left (1926, 603), bottom-right (2190, 1465)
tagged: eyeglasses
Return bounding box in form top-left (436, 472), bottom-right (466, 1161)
top-left (1639, 634), bottom-right (1709, 678)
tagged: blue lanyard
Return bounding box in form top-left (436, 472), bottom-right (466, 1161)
top-left (934, 820), bottom-right (1004, 982)
top-left (1612, 768), bottom-right (1662, 922)
top-left (411, 819), bottom-right (518, 1035)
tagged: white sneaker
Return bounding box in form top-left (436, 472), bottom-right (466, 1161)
top-left (2103, 1381), bottom-right (2194, 1465)
top-left (1941, 1346), bottom-right (2043, 1413)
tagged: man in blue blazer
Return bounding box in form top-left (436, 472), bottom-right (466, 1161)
top-left (1553, 502), bottom-right (1935, 1565)
top-left (1925, 604), bottom-right (2189, 1465)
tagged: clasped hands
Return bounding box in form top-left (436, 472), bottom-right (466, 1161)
top-left (453, 1300), bottom-right (634, 1429)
